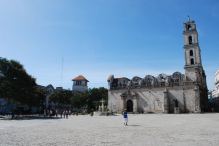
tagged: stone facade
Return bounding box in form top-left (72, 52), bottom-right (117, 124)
top-left (212, 70), bottom-right (219, 98)
top-left (107, 20), bottom-right (208, 113)
top-left (210, 69), bottom-right (219, 112)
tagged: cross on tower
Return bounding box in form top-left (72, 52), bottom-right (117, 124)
top-left (187, 15), bottom-right (191, 21)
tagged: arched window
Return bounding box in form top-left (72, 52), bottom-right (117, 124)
top-left (187, 24), bottom-right (191, 30)
top-left (190, 50), bottom-right (193, 56)
top-left (190, 58), bottom-right (194, 65)
top-left (75, 81), bottom-right (81, 85)
top-left (188, 36), bottom-right (193, 44)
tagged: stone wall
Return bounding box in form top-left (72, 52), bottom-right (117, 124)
top-left (108, 85), bottom-right (198, 114)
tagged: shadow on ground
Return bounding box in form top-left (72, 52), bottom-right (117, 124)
top-left (0, 115), bottom-right (62, 120)
top-left (127, 124), bottom-right (141, 127)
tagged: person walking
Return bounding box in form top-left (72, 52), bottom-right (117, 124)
top-left (123, 110), bottom-right (128, 126)
top-left (66, 110), bottom-right (68, 119)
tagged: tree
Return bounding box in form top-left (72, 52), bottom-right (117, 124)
top-left (50, 90), bottom-right (72, 109)
top-left (0, 57), bottom-right (40, 111)
top-left (69, 87), bottom-right (108, 113)
top-left (70, 92), bottom-right (89, 111)
top-left (87, 87), bottom-right (108, 112)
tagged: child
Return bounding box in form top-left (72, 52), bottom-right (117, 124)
top-left (123, 110), bottom-right (128, 126)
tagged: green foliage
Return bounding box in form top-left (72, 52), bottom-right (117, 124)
top-left (71, 92), bottom-right (89, 109)
top-left (50, 90), bottom-right (72, 107)
top-left (48, 87), bottom-right (108, 113)
top-left (87, 87), bottom-right (108, 112)
top-left (0, 57), bottom-right (40, 108)
top-left (33, 87), bottom-right (46, 107)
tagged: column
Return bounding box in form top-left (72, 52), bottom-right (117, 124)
top-left (163, 89), bottom-right (169, 113)
top-left (121, 96), bottom-right (126, 113)
top-left (194, 86), bottom-right (201, 113)
top-left (133, 97), bottom-right (138, 113)
top-left (183, 89), bottom-right (187, 113)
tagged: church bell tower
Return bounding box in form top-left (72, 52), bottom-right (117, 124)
top-left (183, 18), bottom-right (206, 85)
top-left (183, 18), bottom-right (208, 112)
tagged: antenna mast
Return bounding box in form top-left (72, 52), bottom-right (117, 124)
top-left (60, 57), bottom-right (64, 87)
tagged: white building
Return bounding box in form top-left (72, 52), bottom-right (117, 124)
top-left (212, 70), bottom-right (219, 98)
top-left (72, 75), bottom-right (89, 93)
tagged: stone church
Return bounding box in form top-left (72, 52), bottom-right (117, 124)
top-left (107, 20), bottom-right (208, 113)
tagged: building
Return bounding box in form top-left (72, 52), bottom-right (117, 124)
top-left (72, 75), bottom-right (89, 93)
top-left (107, 19), bottom-right (208, 114)
top-left (209, 69), bottom-right (219, 112)
top-left (38, 84), bottom-right (70, 107)
top-left (212, 70), bottom-right (219, 98)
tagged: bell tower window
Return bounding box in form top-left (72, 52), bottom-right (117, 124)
top-left (188, 36), bottom-right (193, 44)
top-left (190, 50), bottom-right (193, 56)
top-left (187, 24), bottom-right (192, 31)
top-left (75, 81), bottom-right (82, 85)
top-left (190, 58), bottom-right (194, 65)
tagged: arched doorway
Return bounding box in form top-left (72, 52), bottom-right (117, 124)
top-left (127, 100), bottom-right (133, 112)
top-left (174, 99), bottom-right (179, 108)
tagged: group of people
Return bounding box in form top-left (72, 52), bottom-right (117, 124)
top-left (44, 108), bottom-right (129, 125)
top-left (44, 109), bottom-right (71, 119)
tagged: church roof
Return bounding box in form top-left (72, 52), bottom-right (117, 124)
top-left (116, 77), bottom-right (130, 80)
top-left (72, 75), bottom-right (89, 82)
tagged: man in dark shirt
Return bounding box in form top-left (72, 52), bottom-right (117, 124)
top-left (123, 110), bottom-right (128, 126)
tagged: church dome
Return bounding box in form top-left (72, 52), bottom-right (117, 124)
top-left (107, 75), bottom-right (114, 82)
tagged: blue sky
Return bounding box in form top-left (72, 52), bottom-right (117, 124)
top-left (0, 0), bottom-right (219, 90)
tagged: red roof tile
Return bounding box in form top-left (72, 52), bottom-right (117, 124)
top-left (72, 75), bottom-right (89, 82)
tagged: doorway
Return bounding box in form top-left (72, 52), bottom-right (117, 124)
top-left (127, 100), bottom-right (133, 112)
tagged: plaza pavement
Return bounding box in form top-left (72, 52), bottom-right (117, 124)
top-left (0, 114), bottom-right (219, 146)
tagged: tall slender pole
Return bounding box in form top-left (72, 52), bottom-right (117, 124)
top-left (60, 57), bottom-right (64, 87)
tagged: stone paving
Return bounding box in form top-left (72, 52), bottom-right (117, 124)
top-left (0, 114), bottom-right (219, 146)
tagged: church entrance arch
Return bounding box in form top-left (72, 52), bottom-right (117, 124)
top-left (127, 100), bottom-right (133, 112)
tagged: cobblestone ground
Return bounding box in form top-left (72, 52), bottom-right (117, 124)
top-left (0, 114), bottom-right (219, 146)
